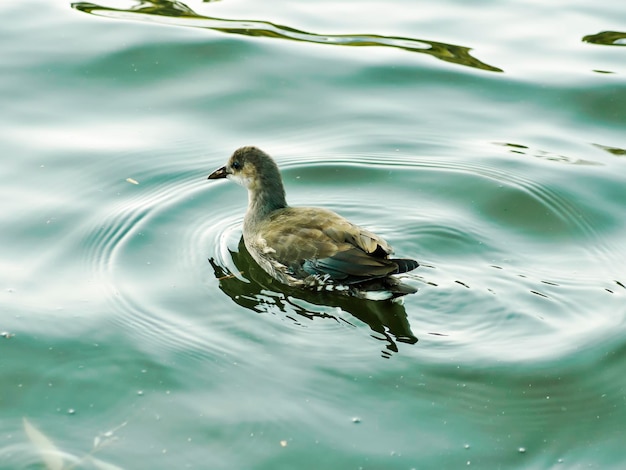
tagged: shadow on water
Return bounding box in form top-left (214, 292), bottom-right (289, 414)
top-left (71, 0), bottom-right (503, 73)
top-left (209, 238), bottom-right (418, 358)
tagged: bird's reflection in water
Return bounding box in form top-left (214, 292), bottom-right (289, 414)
top-left (209, 238), bottom-right (417, 357)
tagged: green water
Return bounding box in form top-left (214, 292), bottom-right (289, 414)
top-left (2, 1), bottom-right (626, 468)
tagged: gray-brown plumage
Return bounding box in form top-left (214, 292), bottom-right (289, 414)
top-left (208, 146), bottom-right (419, 300)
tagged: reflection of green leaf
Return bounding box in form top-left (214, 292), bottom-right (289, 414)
top-left (71, 0), bottom-right (503, 73)
top-left (23, 418), bottom-right (64, 470)
top-left (583, 31), bottom-right (626, 46)
top-left (593, 143), bottom-right (626, 156)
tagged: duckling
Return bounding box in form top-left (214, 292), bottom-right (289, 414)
top-left (208, 146), bottom-right (418, 300)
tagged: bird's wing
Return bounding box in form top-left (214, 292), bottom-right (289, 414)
top-left (252, 207), bottom-right (397, 282)
top-left (301, 247), bottom-right (398, 282)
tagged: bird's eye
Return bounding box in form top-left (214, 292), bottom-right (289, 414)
top-left (231, 161), bottom-right (242, 170)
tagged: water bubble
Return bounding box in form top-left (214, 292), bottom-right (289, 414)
top-left (351, 417), bottom-right (362, 424)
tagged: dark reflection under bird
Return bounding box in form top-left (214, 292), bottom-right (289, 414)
top-left (209, 238), bottom-right (418, 357)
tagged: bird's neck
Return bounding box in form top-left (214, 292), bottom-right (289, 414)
top-left (244, 180), bottom-right (287, 226)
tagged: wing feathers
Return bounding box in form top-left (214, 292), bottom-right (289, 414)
top-left (249, 207), bottom-right (416, 287)
top-left (302, 248), bottom-right (398, 282)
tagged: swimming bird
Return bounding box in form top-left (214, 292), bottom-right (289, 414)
top-left (208, 146), bottom-right (419, 300)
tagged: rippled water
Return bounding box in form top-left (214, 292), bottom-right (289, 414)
top-left (2, 0), bottom-right (626, 468)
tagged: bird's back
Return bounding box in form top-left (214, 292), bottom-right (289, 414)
top-left (244, 206), bottom-right (418, 296)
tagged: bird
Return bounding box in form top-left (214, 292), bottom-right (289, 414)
top-left (207, 146), bottom-right (419, 301)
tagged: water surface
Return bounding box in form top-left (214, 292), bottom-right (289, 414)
top-left (1, 0), bottom-right (626, 468)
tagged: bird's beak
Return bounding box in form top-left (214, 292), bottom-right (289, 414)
top-left (208, 166), bottom-right (228, 180)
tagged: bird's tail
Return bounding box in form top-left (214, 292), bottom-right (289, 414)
top-left (355, 275), bottom-right (418, 301)
top-left (391, 258), bottom-right (419, 274)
